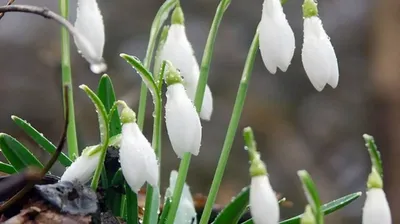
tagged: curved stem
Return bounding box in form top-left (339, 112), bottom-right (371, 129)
top-left (199, 30), bottom-right (259, 224)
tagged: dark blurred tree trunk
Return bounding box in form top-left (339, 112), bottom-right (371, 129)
top-left (371, 0), bottom-right (400, 222)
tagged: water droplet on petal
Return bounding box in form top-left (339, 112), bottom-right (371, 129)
top-left (90, 62), bottom-right (107, 74)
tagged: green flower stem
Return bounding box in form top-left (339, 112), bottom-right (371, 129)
top-left (193, 0), bottom-right (231, 110)
top-left (142, 62), bottom-right (166, 224)
top-left (199, 30), bottom-right (259, 224)
top-left (59, 0), bottom-right (79, 159)
top-left (167, 1), bottom-right (232, 223)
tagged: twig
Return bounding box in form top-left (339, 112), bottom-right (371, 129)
top-left (0, 0), bottom-right (16, 20)
top-left (0, 85), bottom-right (70, 212)
top-left (0, 5), bottom-right (84, 47)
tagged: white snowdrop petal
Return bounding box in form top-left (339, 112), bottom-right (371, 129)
top-left (362, 188), bottom-right (391, 224)
top-left (159, 25), bottom-right (198, 84)
top-left (60, 151), bottom-right (100, 184)
top-left (302, 17), bottom-right (339, 91)
top-left (120, 123), bottom-right (159, 192)
top-left (74, 0), bottom-right (106, 73)
top-left (259, 0), bottom-right (295, 74)
top-left (165, 84), bottom-right (202, 158)
top-left (250, 175), bottom-right (279, 224)
top-left (166, 171), bottom-right (197, 224)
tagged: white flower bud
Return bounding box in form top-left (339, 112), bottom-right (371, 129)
top-left (250, 175), bottom-right (279, 224)
top-left (165, 170), bottom-right (197, 224)
top-left (165, 83), bottom-right (202, 158)
top-left (74, 0), bottom-right (107, 74)
top-left (60, 146), bottom-right (100, 184)
top-left (259, 0), bottom-right (295, 74)
top-left (301, 16), bottom-right (339, 91)
top-left (362, 188), bottom-right (391, 224)
top-left (119, 122), bottom-right (159, 193)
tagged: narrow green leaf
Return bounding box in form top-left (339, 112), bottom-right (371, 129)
top-left (120, 54), bottom-right (160, 101)
top-left (159, 198), bottom-right (172, 224)
top-left (11, 115), bottom-right (72, 167)
top-left (0, 161), bottom-right (17, 174)
top-left (97, 74), bottom-right (122, 137)
top-left (240, 192), bottom-right (362, 224)
top-left (0, 133), bottom-right (44, 170)
top-left (79, 85), bottom-right (108, 144)
top-left (212, 187), bottom-right (249, 224)
top-left (297, 170), bottom-right (322, 224)
top-left (363, 134), bottom-right (383, 178)
top-left (126, 186), bottom-right (139, 224)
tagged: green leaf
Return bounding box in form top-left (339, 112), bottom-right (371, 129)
top-left (297, 170), bottom-right (322, 224)
top-left (120, 54), bottom-right (160, 102)
top-left (212, 187), bottom-right (249, 224)
top-left (363, 134), bottom-right (383, 177)
top-left (0, 161), bottom-right (17, 174)
top-left (111, 168), bottom-right (124, 186)
top-left (240, 192), bottom-right (362, 224)
top-left (0, 133), bottom-right (44, 171)
top-left (79, 85), bottom-right (108, 144)
top-left (159, 198), bottom-right (172, 224)
top-left (97, 74), bottom-right (122, 137)
top-left (126, 186), bottom-right (139, 224)
top-left (11, 115), bottom-right (72, 167)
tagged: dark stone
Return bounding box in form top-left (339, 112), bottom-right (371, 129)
top-left (34, 181), bottom-right (98, 215)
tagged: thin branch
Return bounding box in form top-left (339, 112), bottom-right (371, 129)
top-left (0, 5), bottom-right (83, 48)
top-left (0, 85), bottom-right (70, 212)
top-left (0, 0), bottom-right (16, 20)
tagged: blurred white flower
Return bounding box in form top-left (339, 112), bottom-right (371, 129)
top-left (250, 175), bottom-right (279, 224)
top-left (119, 122), bottom-right (159, 193)
top-left (165, 82), bottom-right (202, 158)
top-left (74, 0), bottom-right (107, 74)
top-left (157, 6), bottom-right (213, 120)
top-left (60, 146), bottom-right (100, 184)
top-left (362, 188), bottom-right (391, 224)
top-left (259, 0), bottom-right (295, 74)
top-left (301, 1), bottom-right (339, 91)
top-left (165, 170), bottom-right (197, 224)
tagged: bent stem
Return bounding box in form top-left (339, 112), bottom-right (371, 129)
top-left (59, 0), bottom-right (79, 159)
top-left (199, 30), bottom-right (259, 224)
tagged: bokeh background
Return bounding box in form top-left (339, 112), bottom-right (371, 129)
top-left (0, 0), bottom-right (398, 223)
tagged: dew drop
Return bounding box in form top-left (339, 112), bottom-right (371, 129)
top-left (90, 62), bottom-right (107, 74)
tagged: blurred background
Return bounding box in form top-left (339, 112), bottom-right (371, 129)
top-left (0, 0), bottom-right (398, 223)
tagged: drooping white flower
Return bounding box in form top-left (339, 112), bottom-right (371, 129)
top-left (259, 0), bottom-right (295, 74)
top-left (245, 127), bottom-right (279, 224)
top-left (250, 175), bottom-right (280, 224)
top-left (301, 0), bottom-right (339, 91)
top-left (165, 170), bottom-right (197, 224)
top-left (119, 108), bottom-right (159, 193)
top-left (165, 64), bottom-right (202, 158)
top-left (60, 146), bottom-right (100, 184)
top-left (74, 0), bottom-right (107, 74)
top-left (156, 6), bottom-right (213, 120)
top-left (362, 188), bottom-right (391, 224)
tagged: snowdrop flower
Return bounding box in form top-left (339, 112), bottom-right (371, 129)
top-left (156, 6), bottom-right (213, 120)
top-left (119, 107), bottom-right (159, 193)
top-left (165, 63), bottom-right (202, 158)
top-left (362, 168), bottom-right (391, 224)
top-left (245, 128), bottom-right (279, 224)
top-left (301, 0), bottom-right (339, 91)
top-left (259, 0), bottom-right (295, 74)
top-left (165, 170), bottom-right (197, 224)
top-left (60, 145), bottom-right (101, 184)
top-left (74, 0), bottom-right (107, 74)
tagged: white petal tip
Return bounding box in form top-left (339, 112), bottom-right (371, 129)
top-left (90, 61), bottom-right (107, 74)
